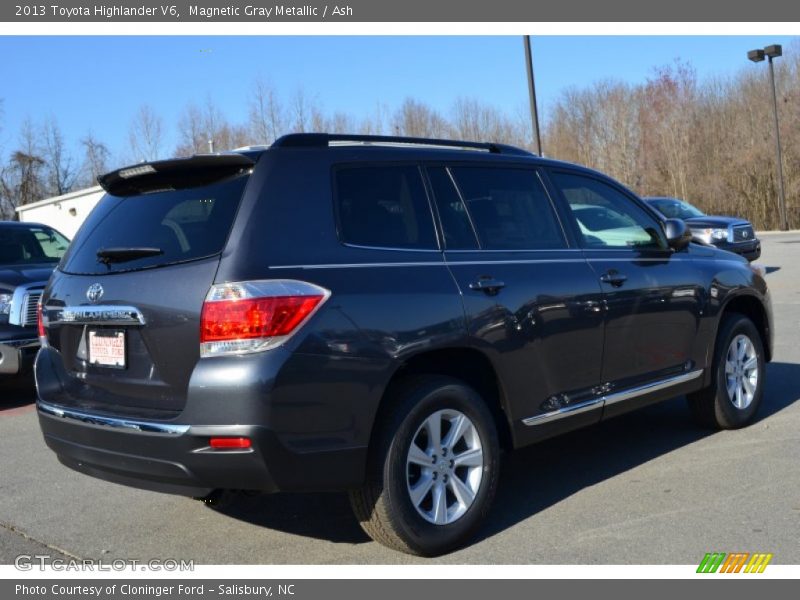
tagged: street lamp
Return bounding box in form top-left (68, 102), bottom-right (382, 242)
top-left (748, 44), bottom-right (788, 231)
top-left (523, 36), bottom-right (542, 156)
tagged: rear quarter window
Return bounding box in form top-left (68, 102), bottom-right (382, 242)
top-left (334, 165), bottom-right (437, 250)
top-left (61, 174), bottom-right (248, 275)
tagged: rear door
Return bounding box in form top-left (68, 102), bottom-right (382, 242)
top-left (39, 156), bottom-right (253, 418)
top-left (426, 164), bottom-right (606, 438)
top-left (547, 169), bottom-right (705, 397)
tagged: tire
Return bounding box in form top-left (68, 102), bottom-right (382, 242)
top-left (687, 313), bottom-right (766, 429)
top-left (349, 375), bottom-right (500, 556)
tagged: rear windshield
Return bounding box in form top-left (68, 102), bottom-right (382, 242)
top-left (61, 174), bottom-right (248, 275)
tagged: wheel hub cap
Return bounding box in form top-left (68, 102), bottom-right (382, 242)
top-left (405, 409), bottom-right (484, 526)
top-left (725, 334), bottom-right (759, 410)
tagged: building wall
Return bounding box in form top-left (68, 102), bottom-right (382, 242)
top-left (15, 186), bottom-right (105, 239)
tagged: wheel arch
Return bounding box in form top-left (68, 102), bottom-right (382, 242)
top-left (368, 347), bottom-right (514, 459)
top-left (716, 292), bottom-right (772, 363)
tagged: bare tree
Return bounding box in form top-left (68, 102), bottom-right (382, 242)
top-left (41, 117), bottom-right (77, 196)
top-left (80, 132), bottom-right (111, 186)
top-left (177, 98), bottom-right (251, 156)
top-left (392, 98), bottom-right (450, 138)
top-left (248, 78), bottom-right (286, 144)
top-left (128, 104), bottom-right (164, 162)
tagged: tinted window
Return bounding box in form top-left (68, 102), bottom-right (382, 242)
top-left (0, 226), bottom-right (69, 265)
top-left (61, 174), bottom-right (248, 275)
top-left (335, 166), bottom-right (437, 249)
top-left (427, 167), bottom-right (479, 250)
top-left (449, 167), bottom-right (565, 250)
top-left (551, 172), bottom-right (667, 250)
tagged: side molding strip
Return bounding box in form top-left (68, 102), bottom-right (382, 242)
top-left (522, 369), bottom-right (704, 427)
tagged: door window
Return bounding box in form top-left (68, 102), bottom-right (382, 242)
top-left (550, 172), bottom-right (667, 250)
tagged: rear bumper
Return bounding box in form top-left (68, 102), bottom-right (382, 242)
top-left (0, 337), bottom-right (38, 375)
top-left (37, 400), bottom-right (367, 497)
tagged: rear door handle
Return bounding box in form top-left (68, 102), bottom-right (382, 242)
top-left (600, 271), bottom-right (628, 287)
top-left (469, 278), bottom-right (506, 295)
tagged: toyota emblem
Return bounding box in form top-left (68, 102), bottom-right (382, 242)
top-left (743, 231), bottom-right (749, 238)
top-left (86, 283), bottom-right (104, 304)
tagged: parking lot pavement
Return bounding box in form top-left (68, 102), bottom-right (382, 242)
top-left (2, 234), bottom-right (799, 565)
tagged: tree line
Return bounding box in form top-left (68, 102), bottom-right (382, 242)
top-left (1, 42), bottom-right (797, 229)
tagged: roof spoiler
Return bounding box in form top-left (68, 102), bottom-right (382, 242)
top-left (98, 154), bottom-right (256, 196)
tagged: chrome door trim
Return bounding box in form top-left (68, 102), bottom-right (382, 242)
top-left (38, 401), bottom-right (189, 435)
top-left (49, 305), bottom-right (146, 326)
top-left (522, 397), bottom-right (603, 426)
top-left (602, 369), bottom-right (703, 407)
top-left (522, 369), bottom-right (703, 426)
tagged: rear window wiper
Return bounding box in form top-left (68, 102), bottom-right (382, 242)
top-left (97, 247), bottom-right (164, 265)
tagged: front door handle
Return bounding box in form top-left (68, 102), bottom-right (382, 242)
top-left (600, 270), bottom-right (628, 287)
top-left (469, 277), bottom-right (506, 296)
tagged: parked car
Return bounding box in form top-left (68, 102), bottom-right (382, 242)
top-left (644, 197), bottom-right (761, 261)
top-left (36, 134), bottom-right (773, 556)
top-left (0, 222), bottom-right (69, 379)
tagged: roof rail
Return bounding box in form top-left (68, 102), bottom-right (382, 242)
top-left (271, 133), bottom-right (533, 157)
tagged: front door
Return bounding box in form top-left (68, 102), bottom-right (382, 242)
top-left (547, 169), bottom-right (705, 397)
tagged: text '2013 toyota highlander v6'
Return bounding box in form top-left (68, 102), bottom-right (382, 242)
top-left (36, 134), bottom-right (773, 556)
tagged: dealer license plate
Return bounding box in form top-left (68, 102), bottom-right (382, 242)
top-left (87, 330), bottom-right (126, 369)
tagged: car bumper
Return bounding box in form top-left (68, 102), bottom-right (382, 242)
top-left (0, 336), bottom-right (39, 375)
top-left (715, 239), bottom-right (761, 261)
top-left (37, 400), bottom-right (367, 497)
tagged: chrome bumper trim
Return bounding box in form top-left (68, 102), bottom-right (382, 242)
top-left (37, 401), bottom-right (189, 435)
top-left (523, 369), bottom-right (704, 426)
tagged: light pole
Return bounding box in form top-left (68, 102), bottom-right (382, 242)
top-left (748, 44), bottom-right (788, 231)
top-left (523, 36), bottom-right (542, 156)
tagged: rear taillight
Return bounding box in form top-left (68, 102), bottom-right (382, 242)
top-left (37, 301), bottom-right (47, 345)
top-left (200, 280), bottom-right (330, 357)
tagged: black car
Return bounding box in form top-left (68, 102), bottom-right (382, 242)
top-left (644, 197), bottom-right (761, 261)
top-left (0, 222), bottom-right (69, 379)
top-left (35, 134), bottom-right (773, 556)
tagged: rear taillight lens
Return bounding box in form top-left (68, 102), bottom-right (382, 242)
top-left (37, 301), bottom-right (47, 345)
top-left (200, 280), bottom-right (330, 357)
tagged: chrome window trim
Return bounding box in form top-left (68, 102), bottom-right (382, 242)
top-left (341, 242), bottom-right (442, 253)
top-left (49, 305), bottom-right (147, 326)
top-left (37, 401), bottom-right (189, 435)
top-left (522, 369), bottom-right (703, 426)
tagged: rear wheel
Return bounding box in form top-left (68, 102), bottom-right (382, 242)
top-left (350, 376), bottom-right (500, 556)
top-left (687, 313), bottom-right (765, 429)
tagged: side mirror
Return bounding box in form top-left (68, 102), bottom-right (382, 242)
top-left (664, 218), bottom-right (692, 251)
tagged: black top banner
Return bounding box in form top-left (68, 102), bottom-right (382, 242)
top-left (2, 0), bottom-right (798, 22)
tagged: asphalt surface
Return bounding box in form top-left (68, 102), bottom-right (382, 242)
top-left (1, 233), bottom-right (799, 565)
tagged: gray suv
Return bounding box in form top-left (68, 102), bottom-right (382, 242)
top-left (36, 134), bottom-right (773, 555)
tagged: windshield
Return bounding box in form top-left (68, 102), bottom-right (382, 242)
top-left (0, 225), bottom-right (70, 265)
top-left (649, 199), bottom-right (705, 220)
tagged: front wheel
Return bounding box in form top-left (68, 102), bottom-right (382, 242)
top-left (687, 313), bottom-right (766, 429)
top-left (349, 376), bottom-right (500, 556)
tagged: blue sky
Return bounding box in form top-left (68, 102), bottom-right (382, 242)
top-left (1, 35), bottom-right (797, 164)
